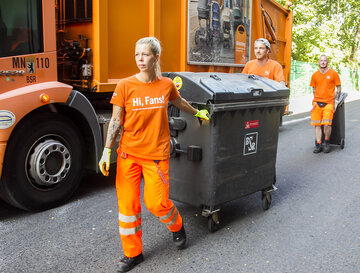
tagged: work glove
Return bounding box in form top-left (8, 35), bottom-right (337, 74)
top-left (98, 147), bottom-right (111, 176)
top-left (334, 99), bottom-right (339, 111)
top-left (194, 109), bottom-right (210, 121)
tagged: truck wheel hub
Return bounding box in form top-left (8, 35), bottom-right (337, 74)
top-left (29, 139), bottom-right (71, 186)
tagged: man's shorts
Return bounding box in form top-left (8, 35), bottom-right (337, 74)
top-left (310, 102), bottom-right (334, 126)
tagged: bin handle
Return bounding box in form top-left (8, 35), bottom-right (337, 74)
top-left (249, 88), bottom-right (263, 97)
top-left (248, 75), bottom-right (259, 80)
top-left (210, 74), bottom-right (222, 81)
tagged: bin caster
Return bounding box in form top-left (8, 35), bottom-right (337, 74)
top-left (340, 138), bottom-right (345, 149)
top-left (261, 191), bottom-right (272, 210)
top-left (207, 212), bottom-right (220, 233)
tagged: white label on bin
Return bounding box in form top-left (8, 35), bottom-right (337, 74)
top-left (243, 132), bottom-right (258, 155)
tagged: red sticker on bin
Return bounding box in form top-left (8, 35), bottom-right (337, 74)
top-left (245, 120), bottom-right (259, 129)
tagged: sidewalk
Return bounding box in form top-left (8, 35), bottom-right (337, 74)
top-left (284, 91), bottom-right (360, 121)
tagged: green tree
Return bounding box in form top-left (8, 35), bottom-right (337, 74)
top-left (275, 0), bottom-right (360, 68)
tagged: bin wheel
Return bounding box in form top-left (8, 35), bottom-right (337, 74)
top-left (207, 212), bottom-right (219, 233)
top-left (261, 191), bottom-right (272, 211)
top-left (340, 138), bottom-right (345, 149)
top-left (195, 30), bottom-right (200, 45)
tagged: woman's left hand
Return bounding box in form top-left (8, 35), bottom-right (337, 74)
top-left (194, 109), bottom-right (210, 121)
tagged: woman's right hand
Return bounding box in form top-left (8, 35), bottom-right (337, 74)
top-left (99, 148), bottom-right (112, 176)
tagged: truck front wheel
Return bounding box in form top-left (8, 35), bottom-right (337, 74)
top-left (0, 112), bottom-right (84, 211)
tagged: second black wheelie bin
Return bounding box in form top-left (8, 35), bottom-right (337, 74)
top-left (320, 92), bottom-right (347, 149)
top-left (166, 72), bottom-right (290, 232)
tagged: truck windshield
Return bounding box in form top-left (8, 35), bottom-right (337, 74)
top-left (0, 0), bottom-right (43, 58)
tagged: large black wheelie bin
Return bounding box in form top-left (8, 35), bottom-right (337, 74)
top-left (319, 92), bottom-right (347, 149)
top-left (165, 72), bottom-right (290, 232)
top-left (328, 92), bottom-right (347, 149)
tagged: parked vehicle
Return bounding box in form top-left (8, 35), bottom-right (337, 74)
top-left (0, 0), bottom-right (292, 211)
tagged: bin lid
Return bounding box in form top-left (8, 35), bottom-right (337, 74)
top-left (164, 72), bottom-right (290, 104)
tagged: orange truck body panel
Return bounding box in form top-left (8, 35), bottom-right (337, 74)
top-left (0, 53), bottom-right (57, 93)
top-left (62, 0), bottom-right (292, 91)
top-left (0, 82), bottom-right (73, 141)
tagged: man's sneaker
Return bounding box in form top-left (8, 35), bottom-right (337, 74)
top-left (323, 141), bottom-right (331, 153)
top-left (313, 143), bottom-right (322, 153)
top-left (173, 225), bottom-right (186, 249)
top-left (117, 253), bottom-right (144, 273)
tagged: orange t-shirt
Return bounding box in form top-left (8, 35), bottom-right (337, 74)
top-left (310, 69), bottom-right (341, 104)
top-left (110, 75), bottom-right (180, 160)
top-left (242, 59), bottom-right (285, 82)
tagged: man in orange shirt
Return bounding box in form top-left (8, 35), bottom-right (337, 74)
top-left (242, 38), bottom-right (285, 85)
top-left (310, 55), bottom-right (341, 153)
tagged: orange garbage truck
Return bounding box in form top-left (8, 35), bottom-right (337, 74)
top-left (0, 0), bottom-right (292, 211)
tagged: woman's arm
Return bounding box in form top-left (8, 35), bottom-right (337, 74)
top-left (170, 96), bottom-right (198, 115)
top-left (104, 105), bottom-right (123, 149)
top-left (171, 96), bottom-right (210, 120)
top-left (99, 105), bottom-right (123, 176)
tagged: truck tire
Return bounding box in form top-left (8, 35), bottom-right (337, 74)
top-left (0, 112), bottom-right (84, 211)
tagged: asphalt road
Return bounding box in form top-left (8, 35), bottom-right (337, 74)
top-left (1, 99), bottom-right (360, 273)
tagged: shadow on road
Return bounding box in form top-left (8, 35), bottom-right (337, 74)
top-left (72, 167), bottom-right (116, 200)
top-left (0, 198), bottom-right (25, 219)
top-left (0, 165), bottom-right (116, 220)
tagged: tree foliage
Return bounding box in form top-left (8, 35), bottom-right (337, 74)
top-left (275, 0), bottom-right (360, 68)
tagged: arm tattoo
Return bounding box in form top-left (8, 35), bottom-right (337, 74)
top-left (107, 120), bottom-right (121, 146)
top-left (105, 106), bottom-right (123, 148)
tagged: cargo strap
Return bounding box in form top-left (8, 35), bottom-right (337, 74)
top-left (154, 160), bottom-right (168, 185)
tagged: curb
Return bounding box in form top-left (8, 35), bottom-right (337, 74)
top-left (283, 92), bottom-right (360, 122)
top-left (283, 111), bottom-right (310, 122)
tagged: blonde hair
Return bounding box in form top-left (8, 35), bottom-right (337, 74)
top-left (136, 37), bottom-right (162, 77)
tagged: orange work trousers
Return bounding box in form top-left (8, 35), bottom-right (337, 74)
top-left (115, 152), bottom-right (183, 258)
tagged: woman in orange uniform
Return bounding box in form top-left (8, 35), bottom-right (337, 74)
top-left (98, 37), bottom-right (209, 273)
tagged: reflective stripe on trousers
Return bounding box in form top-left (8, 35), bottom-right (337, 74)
top-left (119, 224), bottom-right (142, 236)
top-left (311, 119), bottom-right (321, 124)
top-left (119, 212), bottom-right (142, 235)
top-left (157, 205), bottom-right (179, 226)
top-left (115, 153), bottom-right (183, 258)
top-left (321, 119), bottom-right (332, 124)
